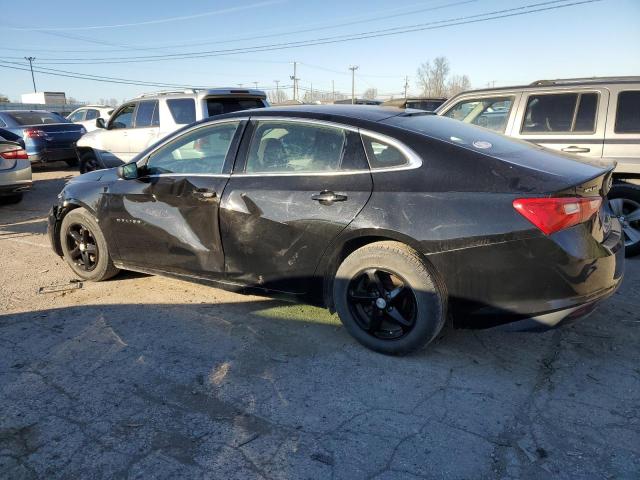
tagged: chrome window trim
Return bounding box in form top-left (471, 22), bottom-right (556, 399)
top-left (231, 116), bottom-right (422, 177)
top-left (147, 173), bottom-right (230, 178)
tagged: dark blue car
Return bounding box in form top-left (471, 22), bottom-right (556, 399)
top-left (0, 110), bottom-right (86, 166)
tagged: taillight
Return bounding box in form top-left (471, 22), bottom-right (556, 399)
top-left (23, 128), bottom-right (47, 138)
top-left (0, 148), bottom-right (29, 160)
top-left (513, 197), bottom-right (602, 235)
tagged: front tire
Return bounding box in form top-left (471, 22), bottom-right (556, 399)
top-left (79, 150), bottom-right (103, 174)
top-left (333, 241), bottom-right (447, 355)
top-left (1, 193), bottom-right (23, 204)
top-left (60, 207), bottom-right (119, 281)
top-left (608, 182), bottom-right (640, 257)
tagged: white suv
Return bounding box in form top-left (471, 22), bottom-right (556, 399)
top-left (76, 88), bottom-right (269, 173)
top-left (67, 106), bottom-right (113, 132)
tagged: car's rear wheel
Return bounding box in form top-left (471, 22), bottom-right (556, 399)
top-left (333, 241), bottom-right (446, 355)
top-left (608, 182), bottom-right (640, 257)
top-left (1, 193), bottom-right (23, 204)
top-left (79, 150), bottom-right (102, 174)
top-left (60, 207), bottom-right (119, 281)
top-left (65, 157), bottom-right (79, 168)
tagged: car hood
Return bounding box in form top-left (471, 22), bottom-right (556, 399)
top-left (68, 167), bottom-right (119, 184)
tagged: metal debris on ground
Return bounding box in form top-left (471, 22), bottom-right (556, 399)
top-left (38, 281), bottom-right (83, 294)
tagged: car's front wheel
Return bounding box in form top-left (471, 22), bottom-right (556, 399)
top-left (60, 207), bottom-right (119, 281)
top-left (608, 182), bottom-right (640, 257)
top-left (78, 150), bottom-right (102, 174)
top-left (333, 241), bottom-right (447, 355)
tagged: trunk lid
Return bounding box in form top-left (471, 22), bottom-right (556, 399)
top-left (23, 123), bottom-right (85, 147)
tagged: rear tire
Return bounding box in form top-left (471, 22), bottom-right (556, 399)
top-left (1, 193), bottom-right (23, 204)
top-left (79, 150), bottom-right (103, 174)
top-left (333, 241), bottom-right (446, 355)
top-left (65, 157), bottom-right (79, 168)
top-left (60, 207), bottom-right (119, 281)
top-left (608, 182), bottom-right (640, 257)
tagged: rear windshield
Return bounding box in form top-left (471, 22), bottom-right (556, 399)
top-left (207, 98), bottom-right (265, 117)
top-left (8, 111), bottom-right (68, 125)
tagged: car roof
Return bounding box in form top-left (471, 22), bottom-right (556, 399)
top-left (134, 88), bottom-right (267, 101)
top-left (228, 104), bottom-right (408, 122)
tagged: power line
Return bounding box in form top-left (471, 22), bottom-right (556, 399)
top-left (11, 0), bottom-right (600, 65)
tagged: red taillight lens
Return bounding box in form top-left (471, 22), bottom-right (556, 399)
top-left (23, 128), bottom-right (47, 138)
top-left (513, 197), bottom-right (602, 235)
top-left (0, 148), bottom-right (29, 160)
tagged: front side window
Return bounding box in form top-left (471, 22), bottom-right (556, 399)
top-left (68, 110), bottom-right (85, 122)
top-left (146, 122), bottom-right (239, 175)
top-left (521, 92), bottom-right (598, 134)
top-left (442, 96), bottom-right (514, 133)
top-left (361, 135), bottom-right (409, 169)
top-left (85, 109), bottom-right (99, 120)
top-left (245, 121), bottom-right (347, 173)
top-left (110, 104), bottom-right (135, 129)
top-left (167, 98), bottom-right (196, 125)
top-left (615, 91), bottom-right (640, 133)
top-left (135, 100), bottom-right (159, 128)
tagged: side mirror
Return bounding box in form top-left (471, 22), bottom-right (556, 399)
top-left (96, 118), bottom-right (106, 129)
top-left (117, 162), bottom-right (139, 180)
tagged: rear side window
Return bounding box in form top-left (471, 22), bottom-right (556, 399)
top-left (167, 98), bottom-right (196, 124)
top-left (442, 96), bottom-right (513, 133)
top-left (361, 135), bottom-right (409, 169)
top-left (8, 112), bottom-right (67, 125)
top-left (615, 91), bottom-right (640, 133)
top-left (246, 121), bottom-right (347, 173)
top-left (135, 100), bottom-right (159, 128)
top-left (207, 98), bottom-right (265, 116)
top-left (85, 109), bottom-right (99, 120)
top-left (521, 92), bottom-right (598, 134)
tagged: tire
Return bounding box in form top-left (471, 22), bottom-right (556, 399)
top-left (1, 193), bottom-right (23, 204)
top-left (60, 207), bottom-right (119, 281)
top-left (65, 157), bottom-right (79, 168)
top-left (608, 182), bottom-right (640, 257)
top-left (333, 241), bottom-right (447, 355)
top-left (79, 150), bottom-right (103, 174)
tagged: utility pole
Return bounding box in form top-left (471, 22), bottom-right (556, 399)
top-left (25, 56), bottom-right (36, 92)
top-left (404, 76), bottom-right (409, 100)
top-left (332, 80), bottom-right (335, 102)
top-left (290, 61), bottom-right (299, 102)
top-left (274, 80), bottom-right (280, 103)
top-left (253, 82), bottom-right (259, 89)
top-left (310, 82), bottom-right (314, 103)
top-left (349, 65), bottom-right (359, 104)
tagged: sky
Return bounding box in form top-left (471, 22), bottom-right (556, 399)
top-left (0, 0), bottom-right (638, 103)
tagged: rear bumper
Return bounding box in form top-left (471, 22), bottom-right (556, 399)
top-left (0, 159), bottom-right (33, 195)
top-left (429, 219), bottom-right (625, 329)
top-left (28, 147), bottom-right (76, 163)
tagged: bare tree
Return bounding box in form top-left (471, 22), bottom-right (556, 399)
top-left (447, 75), bottom-right (472, 96)
top-left (268, 89), bottom-right (289, 104)
top-left (362, 88), bottom-right (378, 100)
top-left (417, 56), bottom-right (471, 97)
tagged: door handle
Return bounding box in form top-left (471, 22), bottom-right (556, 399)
top-left (193, 188), bottom-right (217, 200)
top-left (311, 190), bottom-right (347, 204)
top-left (562, 146), bottom-right (590, 153)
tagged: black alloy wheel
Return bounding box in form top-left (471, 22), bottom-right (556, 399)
top-left (65, 222), bottom-right (99, 272)
top-left (347, 268), bottom-right (418, 340)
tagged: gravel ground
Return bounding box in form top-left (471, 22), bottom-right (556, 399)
top-left (1, 166), bottom-right (639, 479)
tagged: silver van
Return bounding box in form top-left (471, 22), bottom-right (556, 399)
top-left (437, 77), bottom-right (640, 256)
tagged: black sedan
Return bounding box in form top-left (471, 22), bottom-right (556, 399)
top-left (48, 106), bottom-right (624, 354)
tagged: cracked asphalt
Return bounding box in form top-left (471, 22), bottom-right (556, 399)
top-left (1, 166), bottom-right (639, 479)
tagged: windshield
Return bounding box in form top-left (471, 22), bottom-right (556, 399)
top-left (8, 111), bottom-right (68, 125)
top-left (207, 97), bottom-right (265, 116)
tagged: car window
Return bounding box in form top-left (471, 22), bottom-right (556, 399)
top-left (245, 121), bottom-right (347, 173)
top-left (110, 104), bottom-right (135, 129)
top-left (442, 96), bottom-right (513, 133)
top-left (361, 135), bottom-right (409, 169)
top-left (0, 118), bottom-right (6, 128)
top-left (8, 111), bottom-right (68, 125)
top-left (146, 122), bottom-right (239, 175)
top-left (206, 98), bottom-right (265, 116)
top-left (68, 110), bottom-right (85, 122)
top-left (167, 98), bottom-right (196, 124)
top-left (85, 109), bottom-right (99, 120)
top-left (135, 100), bottom-right (159, 128)
top-left (521, 92), bottom-right (598, 134)
top-left (615, 91), bottom-right (640, 134)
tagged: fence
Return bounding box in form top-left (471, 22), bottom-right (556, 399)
top-left (0, 102), bottom-right (87, 116)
